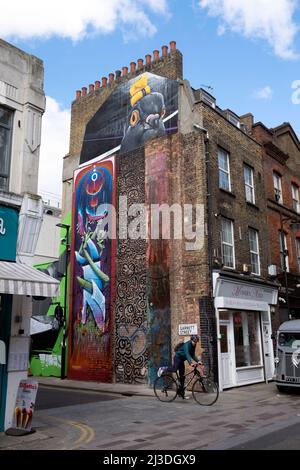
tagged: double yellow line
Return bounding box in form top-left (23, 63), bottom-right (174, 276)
top-left (45, 416), bottom-right (95, 449)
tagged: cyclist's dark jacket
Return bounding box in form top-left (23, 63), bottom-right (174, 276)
top-left (175, 340), bottom-right (198, 365)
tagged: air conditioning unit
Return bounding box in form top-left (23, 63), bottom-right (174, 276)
top-left (268, 265), bottom-right (277, 276)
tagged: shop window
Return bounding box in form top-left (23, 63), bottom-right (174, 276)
top-left (233, 311), bottom-right (262, 368)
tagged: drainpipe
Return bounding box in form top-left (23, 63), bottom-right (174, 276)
top-left (193, 124), bottom-right (217, 381)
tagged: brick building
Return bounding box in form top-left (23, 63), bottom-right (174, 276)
top-left (62, 43), bottom-right (278, 390)
top-left (251, 119), bottom-right (300, 326)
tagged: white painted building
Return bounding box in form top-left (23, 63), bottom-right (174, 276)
top-left (0, 39), bottom-right (59, 432)
top-left (34, 203), bottom-right (61, 266)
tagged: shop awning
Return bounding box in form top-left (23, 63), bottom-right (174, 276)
top-left (0, 261), bottom-right (59, 297)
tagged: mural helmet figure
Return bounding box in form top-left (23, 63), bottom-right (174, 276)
top-left (120, 75), bottom-right (166, 154)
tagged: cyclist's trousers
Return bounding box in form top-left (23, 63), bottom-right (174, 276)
top-left (166, 356), bottom-right (185, 390)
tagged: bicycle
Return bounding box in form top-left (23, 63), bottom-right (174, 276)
top-left (154, 364), bottom-right (219, 406)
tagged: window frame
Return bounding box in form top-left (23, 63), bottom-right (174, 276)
top-left (292, 183), bottom-right (300, 214)
top-left (296, 238), bottom-right (300, 271)
top-left (244, 164), bottom-right (255, 204)
top-left (248, 228), bottom-right (260, 275)
top-left (273, 172), bottom-right (283, 204)
top-left (218, 148), bottom-right (231, 192)
top-left (221, 217), bottom-right (235, 269)
top-left (279, 231), bottom-right (289, 272)
top-left (0, 105), bottom-right (13, 191)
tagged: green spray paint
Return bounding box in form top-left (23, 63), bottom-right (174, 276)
top-left (30, 212), bottom-right (71, 377)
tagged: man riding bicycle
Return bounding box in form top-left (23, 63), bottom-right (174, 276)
top-left (157, 334), bottom-right (203, 399)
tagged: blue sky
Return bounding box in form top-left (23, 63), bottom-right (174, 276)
top-left (2, 0), bottom-right (300, 202)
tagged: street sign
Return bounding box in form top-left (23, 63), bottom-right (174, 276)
top-left (178, 324), bottom-right (198, 336)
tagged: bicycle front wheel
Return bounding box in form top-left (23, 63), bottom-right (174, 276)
top-left (154, 375), bottom-right (178, 402)
top-left (192, 378), bottom-right (219, 406)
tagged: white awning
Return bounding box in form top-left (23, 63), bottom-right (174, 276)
top-left (0, 261), bottom-right (59, 297)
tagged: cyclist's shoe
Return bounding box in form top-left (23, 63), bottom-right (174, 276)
top-left (157, 366), bottom-right (168, 377)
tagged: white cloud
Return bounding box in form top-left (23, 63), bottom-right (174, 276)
top-left (199, 0), bottom-right (299, 59)
top-left (38, 97), bottom-right (70, 204)
top-left (0, 0), bottom-right (169, 41)
top-left (254, 85), bottom-right (273, 99)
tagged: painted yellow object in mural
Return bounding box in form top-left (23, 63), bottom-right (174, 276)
top-left (130, 75), bottom-right (151, 107)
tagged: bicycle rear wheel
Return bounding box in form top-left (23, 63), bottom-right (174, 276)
top-left (192, 378), bottom-right (219, 406)
top-left (154, 374), bottom-right (178, 402)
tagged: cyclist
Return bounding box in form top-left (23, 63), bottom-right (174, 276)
top-left (157, 334), bottom-right (202, 399)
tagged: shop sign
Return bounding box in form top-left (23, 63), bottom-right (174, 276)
top-left (12, 379), bottom-right (38, 433)
top-left (216, 279), bottom-right (278, 306)
top-left (0, 205), bottom-right (18, 261)
top-left (179, 324), bottom-right (198, 336)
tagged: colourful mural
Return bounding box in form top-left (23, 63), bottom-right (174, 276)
top-left (80, 72), bottom-right (178, 163)
top-left (30, 213), bottom-right (71, 377)
top-left (68, 157), bottom-right (115, 382)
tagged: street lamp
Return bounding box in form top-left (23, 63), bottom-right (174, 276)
top-left (56, 222), bottom-right (70, 380)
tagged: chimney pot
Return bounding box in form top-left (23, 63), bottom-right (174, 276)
top-left (102, 77), bottom-right (107, 87)
top-left (137, 58), bottom-right (144, 69)
top-left (130, 61), bottom-right (136, 73)
top-left (76, 90), bottom-right (82, 100)
top-left (109, 73), bottom-right (114, 84)
top-left (115, 70), bottom-right (122, 80)
top-left (153, 50), bottom-right (159, 60)
top-left (89, 84), bottom-right (95, 93)
top-left (162, 45), bottom-right (168, 57)
top-left (122, 66), bottom-right (128, 76)
top-left (170, 41), bottom-right (177, 53)
top-left (145, 54), bottom-right (151, 64)
top-left (81, 86), bottom-right (87, 96)
top-left (95, 80), bottom-right (100, 90)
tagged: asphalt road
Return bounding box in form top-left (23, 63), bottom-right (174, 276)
top-left (35, 385), bottom-right (121, 410)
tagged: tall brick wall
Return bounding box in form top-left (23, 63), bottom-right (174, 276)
top-left (201, 103), bottom-right (270, 278)
top-left (114, 147), bottom-right (148, 383)
top-left (253, 123), bottom-right (300, 276)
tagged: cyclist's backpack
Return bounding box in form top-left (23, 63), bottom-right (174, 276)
top-left (174, 341), bottom-right (184, 353)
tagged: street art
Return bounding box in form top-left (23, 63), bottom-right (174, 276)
top-left (80, 72), bottom-right (178, 164)
top-left (115, 149), bottom-right (149, 383)
top-left (68, 157), bottom-right (115, 382)
top-left (30, 213), bottom-right (71, 378)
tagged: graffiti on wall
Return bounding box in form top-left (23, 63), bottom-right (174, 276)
top-left (115, 149), bottom-right (149, 383)
top-left (68, 157), bottom-right (115, 382)
top-left (30, 213), bottom-right (71, 377)
top-left (80, 72), bottom-right (179, 164)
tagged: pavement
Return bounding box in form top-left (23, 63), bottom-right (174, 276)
top-left (1, 378), bottom-right (300, 451)
top-left (36, 375), bottom-right (154, 397)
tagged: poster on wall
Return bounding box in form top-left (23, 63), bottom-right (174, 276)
top-left (11, 379), bottom-right (38, 434)
top-left (68, 157), bottom-right (115, 382)
top-left (80, 72), bottom-right (179, 164)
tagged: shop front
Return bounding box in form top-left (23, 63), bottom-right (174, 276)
top-left (0, 203), bottom-right (59, 431)
top-left (213, 272), bottom-right (278, 390)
